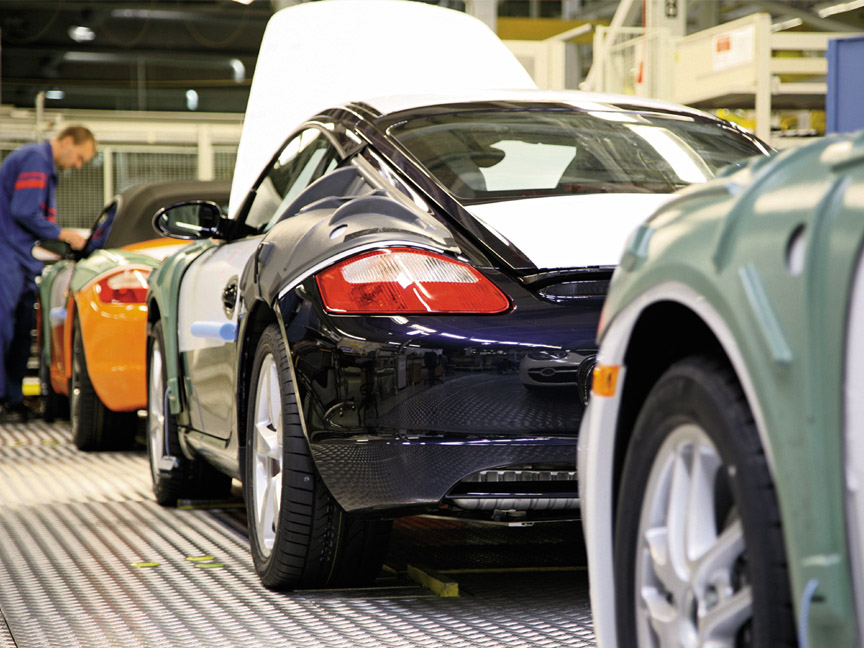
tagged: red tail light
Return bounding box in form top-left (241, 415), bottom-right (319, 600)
top-left (96, 269), bottom-right (150, 304)
top-left (316, 248), bottom-right (510, 314)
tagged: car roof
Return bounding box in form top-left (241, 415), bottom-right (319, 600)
top-left (103, 179), bottom-right (231, 248)
top-left (230, 0), bottom-right (535, 218)
top-left (361, 89), bottom-right (715, 122)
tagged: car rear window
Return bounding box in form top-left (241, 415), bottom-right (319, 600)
top-left (388, 109), bottom-right (768, 202)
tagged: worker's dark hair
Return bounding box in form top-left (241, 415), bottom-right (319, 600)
top-left (56, 125), bottom-right (96, 148)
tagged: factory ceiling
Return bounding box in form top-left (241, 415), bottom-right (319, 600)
top-left (1, 0), bottom-right (861, 115)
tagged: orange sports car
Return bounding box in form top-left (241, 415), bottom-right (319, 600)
top-left (35, 180), bottom-right (230, 450)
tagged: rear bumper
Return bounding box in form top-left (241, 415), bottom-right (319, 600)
top-left (280, 279), bottom-right (597, 516)
top-left (310, 435), bottom-right (579, 516)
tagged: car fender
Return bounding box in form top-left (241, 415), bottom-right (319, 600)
top-left (37, 259), bottom-right (74, 371)
top-left (72, 267), bottom-right (153, 411)
top-left (147, 239), bottom-right (217, 416)
top-left (236, 188), bottom-right (461, 448)
top-left (255, 191), bottom-right (462, 309)
top-left (579, 280), bottom-right (770, 648)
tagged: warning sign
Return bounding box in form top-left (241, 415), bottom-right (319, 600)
top-left (712, 25), bottom-right (755, 71)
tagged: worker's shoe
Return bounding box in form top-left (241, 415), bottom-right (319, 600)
top-left (0, 403), bottom-right (32, 424)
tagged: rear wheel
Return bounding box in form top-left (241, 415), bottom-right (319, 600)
top-left (614, 357), bottom-right (795, 648)
top-left (70, 317), bottom-right (136, 451)
top-left (245, 323), bottom-right (391, 590)
top-left (147, 321), bottom-right (232, 506)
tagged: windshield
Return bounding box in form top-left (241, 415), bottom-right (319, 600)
top-left (389, 109), bottom-right (767, 202)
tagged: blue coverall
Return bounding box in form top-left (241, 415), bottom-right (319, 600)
top-left (0, 141), bottom-right (62, 407)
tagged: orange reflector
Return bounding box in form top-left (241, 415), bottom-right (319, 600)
top-left (592, 364), bottom-right (620, 397)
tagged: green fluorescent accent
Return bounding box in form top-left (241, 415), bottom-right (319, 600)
top-left (802, 553), bottom-right (842, 569)
top-left (738, 263), bottom-right (793, 366)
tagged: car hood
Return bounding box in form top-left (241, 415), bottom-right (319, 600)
top-left (467, 193), bottom-right (675, 270)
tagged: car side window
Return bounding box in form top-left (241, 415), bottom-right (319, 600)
top-left (245, 128), bottom-right (340, 231)
top-left (84, 201), bottom-right (119, 255)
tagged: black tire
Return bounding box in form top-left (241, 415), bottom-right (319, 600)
top-left (39, 351), bottom-right (68, 423)
top-left (245, 323), bottom-right (391, 590)
top-left (70, 317), bottom-right (136, 451)
top-left (614, 356), bottom-right (795, 648)
top-left (146, 320), bottom-right (232, 507)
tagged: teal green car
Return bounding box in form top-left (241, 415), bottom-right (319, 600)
top-left (579, 131), bottom-right (864, 648)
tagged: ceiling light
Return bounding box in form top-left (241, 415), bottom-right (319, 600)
top-left (771, 17), bottom-right (804, 31)
top-left (45, 90), bottom-right (65, 100)
top-left (186, 89), bottom-right (199, 111)
top-left (68, 25), bottom-right (95, 42)
top-left (232, 0), bottom-right (255, 4)
top-left (819, 0), bottom-right (864, 17)
top-left (230, 59), bottom-right (246, 83)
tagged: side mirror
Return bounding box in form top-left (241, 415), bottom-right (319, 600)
top-left (153, 201), bottom-right (225, 240)
top-left (32, 239), bottom-right (74, 263)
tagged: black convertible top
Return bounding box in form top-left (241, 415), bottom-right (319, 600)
top-left (101, 179), bottom-right (231, 249)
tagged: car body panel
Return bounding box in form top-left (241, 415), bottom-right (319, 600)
top-left (36, 180), bottom-right (230, 415)
top-left (579, 134), bottom-right (864, 646)
top-left (467, 193), bottom-right (673, 269)
top-left (146, 238), bottom-right (216, 416)
top-left (178, 236), bottom-right (262, 437)
top-left (276, 279), bottom-right (593, 514)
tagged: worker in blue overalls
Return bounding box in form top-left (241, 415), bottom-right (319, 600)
top-left (0, 125), bottom-right (95, 422)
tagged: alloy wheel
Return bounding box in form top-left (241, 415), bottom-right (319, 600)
top-left (251, 353), bottom-right (283, 558)
top-left (635, 423), bottom-right (752, 647)
top-left (148, 338), bottom-right (166, 483)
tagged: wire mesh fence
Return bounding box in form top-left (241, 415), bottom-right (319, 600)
top-left (0, 142), bottom-right (237, 229)
top-left (588, 26), bottom-right (674, 101)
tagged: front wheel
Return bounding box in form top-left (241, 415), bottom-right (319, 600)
top-left (245, 323), bottom-right (391, 590)
top-left (614, 357), bottom-right (795, 648)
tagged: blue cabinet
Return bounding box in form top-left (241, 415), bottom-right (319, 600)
top-left (827, 35), bottom-right (864, 134)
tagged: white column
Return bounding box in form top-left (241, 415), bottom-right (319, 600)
top-left (464, 0), bottom-right (497, 34)
top-left (197, 126), bottom-right (214, 181)
top-left (103, 146), bottom-right (114, 204)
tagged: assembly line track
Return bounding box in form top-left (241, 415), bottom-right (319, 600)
top-left (0, 420), bottom-right (594, 648)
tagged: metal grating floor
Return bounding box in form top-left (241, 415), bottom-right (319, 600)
top-left (0, 420), bottom-right (595, 648)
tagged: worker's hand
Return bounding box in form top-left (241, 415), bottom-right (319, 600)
top-left (59, 228), bottom-right (87, 250)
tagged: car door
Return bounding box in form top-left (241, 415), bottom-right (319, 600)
top-left (179, 126), bottom-right (342, 438)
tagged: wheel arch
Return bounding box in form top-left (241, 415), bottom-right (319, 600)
top-left (146, 295), bottom-right (162, 326)
top-left (236, 299), bottom-right (280, 469)
top-left (610, 300), bottom-right (732, 522)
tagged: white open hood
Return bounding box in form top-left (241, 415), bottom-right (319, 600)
top-left (230, 0), bottom-right (536, 218)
